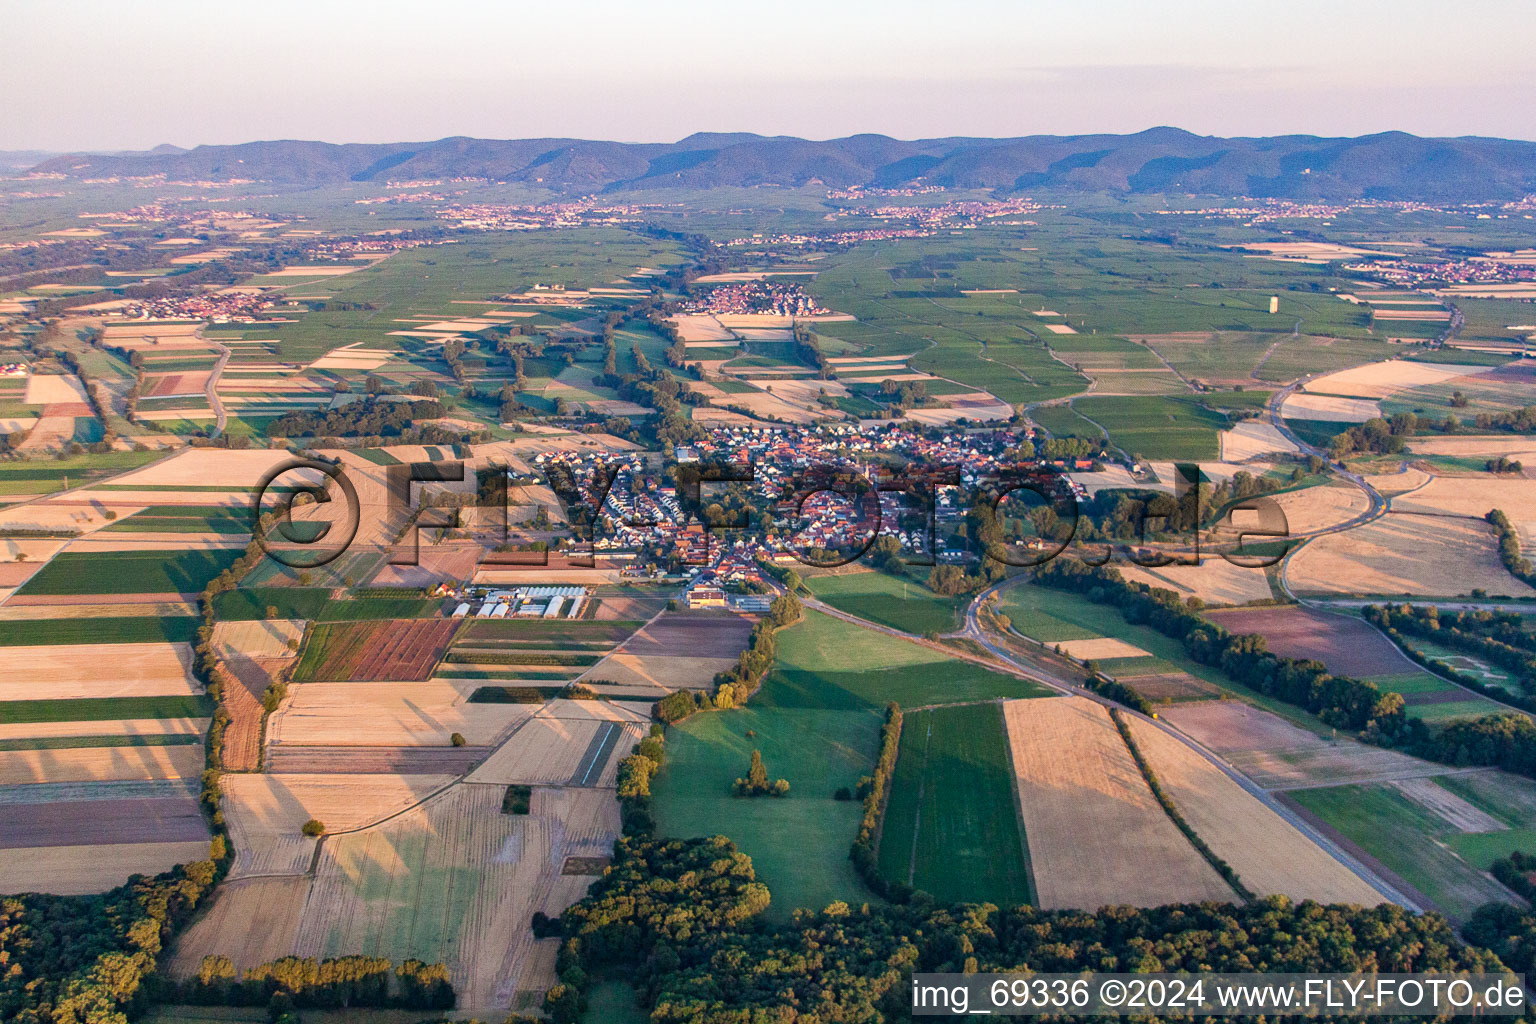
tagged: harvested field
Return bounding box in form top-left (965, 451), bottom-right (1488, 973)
top-left (0, 717), bottom-right (206, 741)
top-left (1116, 559), bottom-right (1272, 607)
top-left (1054, 637), bottom-right (1149, 661)
top-left (1287, 514), bottom-right (1536, 598)
top-left (219, 656), bottom-right (275, 772)
top-left (0, 743), bottom-right (203, 785)
top-left (144, 372), bottom-right (213, 398)
top-left (467, 707), bottom-right (645, 788)
top-left (109, 448), bottom-right (314, 489)
top-left (1159, 700), bottom-right (1443, 789)
top-left (266, 681), bottom-right (532, 747)
top-left (168, 877), bottom-right (312, 977)
top-left (1391, 476), bottom-right (1536, 544)
top-left (23, 374), bottom-right (90, 405)
top-left (1204, 606), bottom-right (1415, 678)
top-left (0, 840), bottom-right (212, 896)
top-left (1002, 697), bottom-right (1234, 908)
top-left (0, 642), bottom-right (199, 700)
top-left (1408, 435), bottom-right (1536, 460)
top-left (292, 619), bottom-right (458, 682)
top-left (1124, 716), bottom-right (1385, 904)
top-left (220, 772), bottom-right (454, 878)
top-left (212, 619), bottom-right (304, 660)
top-left (1303, 361), bottom-right (1493, 400)
top-left (261, 745), bottom-right (488, 775)
top-left (1281, 393), bottom-right (1381, 422)
top-left (1220, 420), bottom-right (1300, 461)
top-left (0, 794), bottom-right (208, 849)
top-left (1269, 484), bottom-right (1371, 534)
top-left (294, 784), bottom-right (619, 1010)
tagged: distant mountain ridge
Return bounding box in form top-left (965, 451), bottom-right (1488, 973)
top-left (27, 128), bottom-right (1536, 201)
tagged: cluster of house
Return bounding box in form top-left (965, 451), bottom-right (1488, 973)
top-left (114, 290), bottom-right (276, 323)
top-left (450, 584), bottom-right (590, 619)
top-left (437, 198), bottom-right (652, 231)
top-left (681, 281), bottom-right (829, 317)
top-left (524, 422), bottom-right (1097, 578)
top-left (1344, 256), bottom-right (1536, 289)
top-left (827, 196), bottom-right (1046, 227)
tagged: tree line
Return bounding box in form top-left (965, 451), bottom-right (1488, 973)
top-left (176, 955), bottom-right (453, 1011)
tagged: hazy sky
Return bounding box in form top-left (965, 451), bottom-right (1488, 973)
top-left (4, 0), bottom-right (1535, 151)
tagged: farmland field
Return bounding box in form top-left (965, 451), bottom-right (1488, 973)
top-left (0, 616), bottom-right (200, 646)
top-left (876, 702), bottom-right (1031, 905)
top-left (292, 618), bottom-right (459, 681)
top-left (1289, 781), bottom-right (1520, 921)
top-left (1001, 697), bottom-right (1235, 908)
top-left (804, 570), bottom-right (966, 635)
top-left (16, 549), bottom-right (242, 596)
top-left (757, 608), bottom-right (1049, 710)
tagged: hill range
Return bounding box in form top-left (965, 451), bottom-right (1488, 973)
top-left (27, 127), bottom-right (1536, 201)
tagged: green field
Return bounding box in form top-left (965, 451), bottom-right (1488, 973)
top-left (0, 616), bottom-right (199, 646)
top-left (1070, 395), bottom-right (1228, 461)
top-left (804, 570), bottom-right (965, 635)
top-left (757, 609), bottom-right (1050, 711)
top-left (0, 450), bottom-right (163, 495)
top-left (0, 694), bottom-right (214, 725)
top-left (651, 706), bottom-right (882, 918)
top-left (103, 505), bottom-right (251, 534)
top-left (213, 587), bottom-right (443, 622)
top-left (1289, 781), bottom-right (1517, 921)
top-left (0, 733), bottom-right (202, 751)
top-left (876, 702), bottom-right (1032, 906)
top-left (16, 549), bottom-right (242, 596)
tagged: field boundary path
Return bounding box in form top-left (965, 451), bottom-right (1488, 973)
top-left (204, 336), bottom-right (231, 438)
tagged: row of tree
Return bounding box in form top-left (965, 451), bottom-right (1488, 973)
top-left (1489, 507), bottom-right (1536, 590)
top-left (177, 955), bottom-right (453, 1010)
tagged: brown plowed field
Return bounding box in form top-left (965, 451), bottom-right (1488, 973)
top-left (616, 610), bottom-right (754, 658)
top-left (221, 657), bottom-right (285, 771)
top-left (261, 744), bottom-right (489, 774)
top-left (295, 618), bottom-right (458, 681)
top-left (0, 795), bottom-right (208, 849)
top-left (1205, 606), bottom-right (1415, 678)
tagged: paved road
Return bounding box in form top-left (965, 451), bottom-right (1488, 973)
top-left (958, 576), bottom-right (1422, 911)
top-left (205, 339), bottom-right (232, 438)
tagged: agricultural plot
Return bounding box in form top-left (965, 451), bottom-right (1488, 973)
top-left (1159, 700), bottom-right (1448, 789)
top-left (292, 618), bottom-right (459, 681)
top-left (15, 549), bottom-right (242, 597)
top-left (1115, 558), bottom-right (1272, 607)
top-left (1070, 396), bottom-right (1228, 461)
top-left (0, 742), bottom-right (204, 785)
top-left (0, 616), bottom-right (200, 647)
top-left (1122, 717), bottom-right (1384, 904)
top-left (0, 642), bottom-right (200, 700)
top-left (1268, 483), bottom-right (1370, 535)
top-left (1001, 697), bottom-right (1235, 909)
top-left (1289, 781), bottom-right (1520, 921)
top-left (804, 571), bottom-right (966, 634)
top-left (0, 793), bottom-right (208, 849)
top-left (467, 701), bottom-right (648, 788)
top-left (877, 702), bottom-right (1031, 906)
top-left (267, 681), bottom-right (533, 748)
top-left (220, 772), bottom-right (454, 878)
top-left (577, 610), bottom-right (751, 694)
top-left (1287, 514), bottom-right (1536, 599)
top-left (1204, 606), bottom-right (1413, 678)
top-left (0, 840), bottom-right (213, 896)
top-left (168, 877), bottom-right (313, 977)
top-left (757, 609), bottom-right (1049, 711)
top-left (294, 784), bottom-right (620, 1010)
top-left (651, 705), bottom-right (880, 918)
